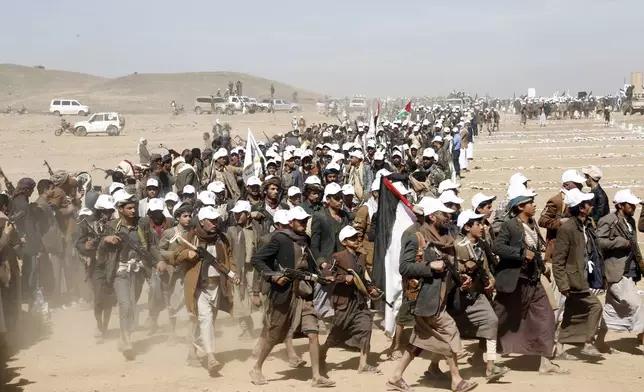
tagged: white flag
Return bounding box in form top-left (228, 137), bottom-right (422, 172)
top-left (243, 129), bottom-right (266, 182)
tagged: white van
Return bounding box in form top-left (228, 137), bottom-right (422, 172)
top-left (49, 99), bottom-right (90, 116)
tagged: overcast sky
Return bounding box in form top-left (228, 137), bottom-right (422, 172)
top-left (1, 0), bottom-right (641, 97)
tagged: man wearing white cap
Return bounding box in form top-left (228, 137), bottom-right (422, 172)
top-left (492, 188), bottom-right (566, 375)
top-left (207, 147), bottom-right (243, 200)
top-left (76, 194), bottom-right (117, 341)
top-left (453, 210), bottom-right (509, 381)
top-left (252, 177), bottom-right (284, 234)
top-left (163, 192), bottom-right (179, 219)
top-left (171, 155), bottom-right (198, 195)
top-left (244, 176), bottom-right (264, 207)
top-left (281, 151), bottom-right (303, 190)
top-left (285, 186), bottom-right (302, 209)
top-left (179, 185), bottom-right (196, 203)
top-left (341, 184), bottom-right (358, 216)
top-left (551, 189), bottom-right (603, 358)
top-left (302, 176), bottom-right (324, 215)
top-left (102, 188), bottom-right (145, 359)
top-left (347, 149), bottom-right (373, 202)
top-left (581, 165), bottom-right (609, 224)
top-left (226, 200), bottom-right (262, 340)
top-left (319, 225), bottom-right (381, 375)
top-left (388, 198), bottom-right (478, 392)
top-left (250, 206), bottom-right (335, 387)
top-left (158, 203), bottom-right (194, 342)
top-left (311, 183), bottom-right (350, 268)
top-left (539, 169), bottom-right (586, 263)
top-left (174, 206), bottom-right (240, 372)
top-left (596, 189), bottom-right (644, 352)
top-left (472, 193), bottom-right (498, 251)
top-left (138, 197), bottom-right (174, 334)
top-left (138, 178), bottom-right (160, 218)
top-left (439, 190), bottom-right (463, 237)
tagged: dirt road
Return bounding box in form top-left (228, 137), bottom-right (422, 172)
top-left (3, 111), bottom-right (644, 392)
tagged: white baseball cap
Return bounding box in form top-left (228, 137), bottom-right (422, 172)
top-left (108, 182), bottom-right (124, 195)
top-left (289, 206), bottom-right (311, 221)
top-left (304, 176), bottom-right (322, 186)
top-left (197, 191), bottom-right (216, 206)
top-left (284, 151), bottom-right (294, 161)
top-left (164, 192), bottom-right (179, 203)
top-left (231, 200), bottom-right (252, 213)
top-left (146, 178), bottom-right (159, 188)
top-left (324, 182), bottom-right (343, 199)
top-left (147, 198), bottom-right (165, 212)
top-left (94, 194), bottom-right (115, 210)
top-left (113, 189), bottom-right (135, 205)
top-left (471, 193), bottom-right (496, 210)
top-left (182, 185), bottom-right (196, 195)
top-left (349, 150), bottom-right (364, 160)
top-left (272, 210), bottom-right (290, 225)
top-left (457, 209), bottom-right (485, 229)
top-left (339, 226), bottom-right (359, 242)
top-left (79, 207), bottom-right (93, 217)
top-left (246, 176), bottom-right (262, 187)
top-left (439, 190), bottom-right (464, 205)
top-left (198, 206), bottom-right (220, 221)
top-left (287, 186), bottom-right (302, 197)
top-left (509, 172), bottom-right (529, 186)
top-left (341, 184), bottom-right (355, 196)
top-left (374, 151), bottom-right (385, 161)
top-left (422, 148), bottom-right (437, 159)
top-left (213, 148), bottom-right (228, 160)
top-left (507, 183), bottom-right (537, 200)
top-left (438, 179), bottom-right (460, 194)
top-left (207, 181), bottom-right (225, 194)
top-left (432, 135), bottom-right (443, 143)
top-left (581, 165), bottom-right (603, 181)
top-left (325, 163), bottom-right (341, 172)
top-left (561, 169), bottom-right (586, 185)
top-left (564, 188), bottom-right (594, 208)
top-left (613, 189), bottom-right (642, 205)
top-left (391, 151), bottom-right (402, 159)
top-left (421, 198), bottom-right (454, 216)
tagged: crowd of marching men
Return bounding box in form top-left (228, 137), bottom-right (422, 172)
top-left (1, 105), bottom-right (643, 391)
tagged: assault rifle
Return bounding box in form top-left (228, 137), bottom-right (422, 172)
top-left (329, 259), bottom-right (392, 308)
top-left (170, 233), bottom-right (235, 279)
top-left (0, 165), bottom-right (15, 195)
top-left (263, 268), bottom-right (329, 285)
top-left (43, 160), bottom-right (54, 176)
top-left (85, 221), bottom-right (157, 273)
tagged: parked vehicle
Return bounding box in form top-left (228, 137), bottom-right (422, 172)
top-left (194, 96), bottom-right (235, 115)
top-left (271, 99), bottom-right (301, 112)
top-left (73, 112), bottom-right (125, 136)
top-left (49, 99), bottom-right (90, 116)
top-left (349, 96), bottom-right (367, 111)
top-left (54, 119), bottom-right (76, 136)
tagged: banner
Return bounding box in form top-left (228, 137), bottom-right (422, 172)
top-left (243, 129), bottom-right (266, 182)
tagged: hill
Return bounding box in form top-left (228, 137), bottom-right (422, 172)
top-left (0, 64), bottom-right (322, 113)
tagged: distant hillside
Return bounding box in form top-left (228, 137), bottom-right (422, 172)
top-left (0, 64), bottom-right (322, 113)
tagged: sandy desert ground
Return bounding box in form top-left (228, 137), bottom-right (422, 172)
top-left (3, 110), bottom-right (644, 392)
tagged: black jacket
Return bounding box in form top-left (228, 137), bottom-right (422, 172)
top-left (251, 230), bottom-right (317, 305)
top-left (399, 233), bottom-right (443, 317)
top-left (492, 217), bottom-right (537, 293)
top-left (310, 208), bottom-right (350, 264)
top-left (591, 184), bottom-right (610, 225)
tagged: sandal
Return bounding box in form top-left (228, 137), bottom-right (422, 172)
top-left (386, 379), bottom-right (413, 392)
top-left (207, 358), bottom-right (220, 372)
top-left (539, 363), bottom-right (570, 376)
top-left (249, 369), bottom-right (268, 385)
top-left (358, 364), bottom-right (382, 374)
top-left (553, 351), bottom-right (578, 361)
top-left (311, 376), bottom-right (336, 388)
top-left (389, 351), bottom-right (403, 361)
top-left (485, 365), bottom-right (510, 382)
top-left (288, 357), bottom-right (307, 368)
top-left (452, 379), bottom-right (478, 392)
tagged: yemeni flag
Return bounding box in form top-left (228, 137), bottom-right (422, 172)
top-left (395, 101), bottom-right (412, 121)
top-left (372, 175), bottom-right (416, 335)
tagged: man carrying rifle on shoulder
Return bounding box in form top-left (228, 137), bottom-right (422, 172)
top-left (250, 206), bottom-right (336, 388)
top-left (320, 225), bottom-right (381, 375)
top-left (171, 205), bottom-right (240, 373)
